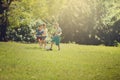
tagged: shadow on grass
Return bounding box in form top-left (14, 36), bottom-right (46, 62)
top-left (24, 46), bottom-right (59, 52)
top-left (25, 47), bottom-right (51, 52)
top-left (25, 47), bottom-right (42, 50)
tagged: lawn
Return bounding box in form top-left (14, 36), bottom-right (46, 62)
top-left (0, 42), bottom-right (120, 80)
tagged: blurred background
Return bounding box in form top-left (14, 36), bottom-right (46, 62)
top-left (0, 0), bottom-right (120, 46)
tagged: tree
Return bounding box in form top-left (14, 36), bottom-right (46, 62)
top-left (59, 0), bottom-right (99, 44)
top-left (5, 0), bottom-right (68, 42)
top-left (0, 0), bottom-right (67, 41)
top-left (0, 0), bottom-right (13, 41)
top-left (95, 0), bottom-right (120, 45)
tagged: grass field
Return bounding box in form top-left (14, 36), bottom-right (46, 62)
top-left (0, 42), bottom-right (120, 80)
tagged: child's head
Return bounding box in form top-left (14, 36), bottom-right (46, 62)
top-left (38, 25), bottom-right (43, 30)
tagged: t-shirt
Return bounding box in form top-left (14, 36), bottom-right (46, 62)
top-left (36, 29), bottom-right (44, 37)
top-left (55, 27), bottom-right (62, 36)
top-left (42, 28), bottom-right (48, 37)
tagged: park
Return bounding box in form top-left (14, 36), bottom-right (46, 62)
top-left (0, 0), bottom-right (120, 80)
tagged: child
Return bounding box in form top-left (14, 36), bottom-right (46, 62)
top-left (36, 24), bottom-right (44, 48)
top-left (42, 23), bottom-right (48, 49)
top-left (50, 23), bottom-right (62, 51)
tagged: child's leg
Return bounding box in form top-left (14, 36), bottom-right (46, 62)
top-left (41, 40), bottom-right (44, 48)
top-left (38, 39), bottom-right (41, 47)
top-left (43, 37), bottom-right (47, 49)
top-left (38, 38), bottom-right (43, 48)
top-left (50, 42), bottom-right (54, 49)
top-left (56, 36), bottom-right (60, 50)
top-left (43, 40), bottom-right (46, 49)
top-left (58, 44), bottom-right (60, 50)
top-left (50, 36), bottom-right (55, 50)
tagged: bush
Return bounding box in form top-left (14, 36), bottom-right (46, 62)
top-left (113, 40), bottom-right (119, 47)
top-left (7, 25), bottom-right (36, 43)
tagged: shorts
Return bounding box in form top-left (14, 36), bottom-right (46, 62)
top-left (37, 37), bottom-right (42, 40)
top-left (42, 36), bottom-right (47, 40)
top-left (52, 35), bottom-right (61, 45)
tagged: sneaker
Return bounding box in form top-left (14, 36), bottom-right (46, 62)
top-left (49, 48), bottom-right (53, 51)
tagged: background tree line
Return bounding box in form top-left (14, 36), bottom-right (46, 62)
top-left (59, 0), bottom-right (120, 46)
top-left (0, 0), bottom-right (120, 46)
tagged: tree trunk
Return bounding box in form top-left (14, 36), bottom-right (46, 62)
top-left (0, 0), bottom-right (12, 41)
top-left (0, 18), bottom-right (8, 41)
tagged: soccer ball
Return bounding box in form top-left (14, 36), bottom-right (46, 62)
top-left (45, 46), bottom-right (51, 50)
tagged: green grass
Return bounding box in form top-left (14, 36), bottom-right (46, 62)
top-left (0, 42), bottom-right (120, 80)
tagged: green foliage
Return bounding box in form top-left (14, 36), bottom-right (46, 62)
top-left (59, 0), bottom-right (120, 46)
top-left (59, 0), bottom-right (101, 44)
top-left (4, 0), bottom-right (120, 46)
top-left (7, 25), bottom-right (36, 42)
top-left (113, 40), bottom-right (119, 47)
top-left (6, 0), bottom-right (68, 43)
top-left (8, 0), bottom-right (67, 28)
top-left (95, 0), bottom-right (120, 46)
top-left (8, 0), bottom-right (33, 27)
